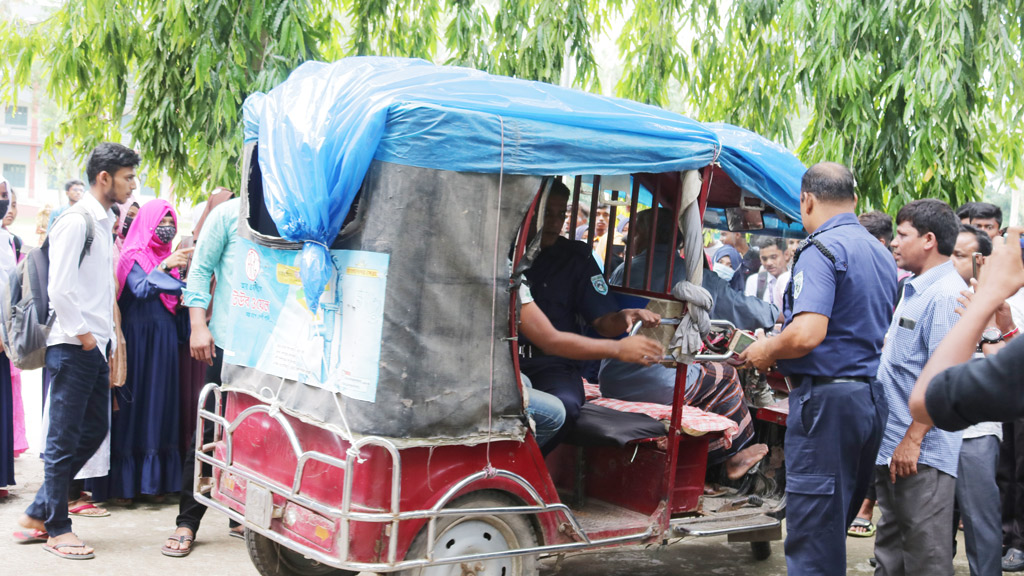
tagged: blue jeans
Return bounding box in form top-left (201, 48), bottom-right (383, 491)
top-left (957, 435), bottom-right (1002, 576)
top-left (521, 374), bottom-right (566, 449)
top-left (25, 344), bottom-right (110, 537)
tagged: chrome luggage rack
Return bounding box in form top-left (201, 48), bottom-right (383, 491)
top-left (192, 383), bottom-right (659, 573)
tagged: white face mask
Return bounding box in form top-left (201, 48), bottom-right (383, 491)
top-left (713, 261), bottom-right (736, 282)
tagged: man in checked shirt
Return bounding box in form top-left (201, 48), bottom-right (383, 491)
top-left (873, 199), bottom-right (966, 576)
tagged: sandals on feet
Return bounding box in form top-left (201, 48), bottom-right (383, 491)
top-left (161, 534), bottom-right (195, 558)
top-left (43, 542), bottom-right (95, 560)
top-left (13, 529), bottom-right (48, 543)
top-left (69, 503), bottom-right (110, 518)
top-left (848, 517), bottom-right (876, 538)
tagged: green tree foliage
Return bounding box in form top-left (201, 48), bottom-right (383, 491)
top-left (2, 0), bottom-right (1021, 209)
top-left (686, 0), bottom-right (1024, 211)
top-left (1, 0), bottom-right (327, 197)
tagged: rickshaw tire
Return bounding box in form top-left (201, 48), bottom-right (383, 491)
top-left (750, 540), bottom-right (772, 561)
top-left (399, 490), bottom-right (539, 576)
top-left (245, 528), bottom-right (358, 576)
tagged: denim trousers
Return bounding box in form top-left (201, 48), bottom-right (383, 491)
top-left (25, 344), bottom-right (110, 537)
top-left (520, 372), bottom-right (566, 450)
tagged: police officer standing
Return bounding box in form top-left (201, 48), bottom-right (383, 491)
top-left (740, 162), bottom-right (897, 575)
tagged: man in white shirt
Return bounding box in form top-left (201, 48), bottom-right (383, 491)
top-left (17, 143), bottom-right (138, 560)
top-left (744, 237), bottom-right (789, 316)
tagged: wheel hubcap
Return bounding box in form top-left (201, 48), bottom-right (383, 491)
top-left (422, 518), bottom-right (520, 576)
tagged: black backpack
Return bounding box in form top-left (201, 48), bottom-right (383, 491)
top-left (2, 205), bottom-right (94, 369)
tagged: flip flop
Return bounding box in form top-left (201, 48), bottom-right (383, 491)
top-left (13, 529), bottom-right (48, 543)
top-left (43, 542), bottom-right (95, 560)
top-left (848, 517), bottom-right (876, 538)
top-left (161, 534), bottom-right (194, 558)
top-left (69, 503), bottom-right (110, 518)
top-left (228, 528), bottom-right (245, 540)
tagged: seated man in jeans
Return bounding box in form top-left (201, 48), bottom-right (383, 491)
top-left (599, 207), bottom-right (767, 480)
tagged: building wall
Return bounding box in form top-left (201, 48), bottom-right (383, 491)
top-left (0, 90), bottom-right (64, 207)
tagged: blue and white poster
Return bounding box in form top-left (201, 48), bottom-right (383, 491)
top-left (224, 238), bottom-right (389, 402)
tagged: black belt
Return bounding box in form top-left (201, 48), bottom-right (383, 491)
top-left (809, 376), bottom-right (871, 385)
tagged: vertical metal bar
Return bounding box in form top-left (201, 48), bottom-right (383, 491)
top-left (623, 177), bottom-right (641, 289)
top-left (604, 189), bottom-right (618, 275)
top-left (587, 176), bottom-right (601, 250)
top-left (644, 181), bottom-right (660, 291)
top-left (569, 176), bottom-right (582, 238)
top-left (665, 177), bottom-right (683, 293)
top-left (663, 361), bottom-right (688, 513)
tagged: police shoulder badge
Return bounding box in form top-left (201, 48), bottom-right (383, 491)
top-left (793, 271), bottom-right (804, 300)
top-left (591, 274), bottom-right (609, 295)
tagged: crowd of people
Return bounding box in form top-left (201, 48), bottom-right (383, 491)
top-left (525, 163), bottom-right (1024, 576)
top-left (2, 147), bottom-right (1024, 576)
top-left (0, 143), bottom-right (242, 560)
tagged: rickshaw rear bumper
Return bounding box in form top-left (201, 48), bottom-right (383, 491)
top-left (192, 384), bottom-right (665, 572)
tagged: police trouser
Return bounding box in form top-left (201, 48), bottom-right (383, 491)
top-left (784, 376), bottom-right (887, 576)
top-left (519, 362), bottom-right (585, 455)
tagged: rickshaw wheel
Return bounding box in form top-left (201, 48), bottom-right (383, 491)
top-left (245, 529), bottom-right (358, 576)
top-left (750, 540), bottom-right (772, 561)
top-left (399, 491), bottom-right (539, 576)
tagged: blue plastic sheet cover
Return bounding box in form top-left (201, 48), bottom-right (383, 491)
top-left (242, 56), bottom-right (721, 311)
top-left (706, 122), bottom-right (806, 224)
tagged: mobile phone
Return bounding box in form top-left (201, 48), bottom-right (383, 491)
top-left (972, 252), bottom-right (982, 280)
top-left (728, 330), bottom-right (757, 354)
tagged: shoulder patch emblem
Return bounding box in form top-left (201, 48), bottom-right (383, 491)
top-left (591, 274), bottom-right (609, 295)
top-left (793, 271), bottom-right (804, 300)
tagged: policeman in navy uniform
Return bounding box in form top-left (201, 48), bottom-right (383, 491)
top-left (740, 162), bottom-right (897, 575)
top-left (520, 181), bottom-right (658, 452)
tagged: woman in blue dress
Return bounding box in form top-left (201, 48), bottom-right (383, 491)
top-left (107, 199), bottom-right (193, 502)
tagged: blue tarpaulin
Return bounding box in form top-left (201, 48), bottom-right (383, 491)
top-left (243, 56), bottom-right (805, 311)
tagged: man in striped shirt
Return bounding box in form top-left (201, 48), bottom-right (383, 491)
top-left (874, 199), bottom-right (966, 576)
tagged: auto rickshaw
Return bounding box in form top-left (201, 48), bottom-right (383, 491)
top-left (192, 57), bottom-right (807, 576)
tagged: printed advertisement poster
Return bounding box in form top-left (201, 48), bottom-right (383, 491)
top-left (224, 238), bottom-right (389, 402)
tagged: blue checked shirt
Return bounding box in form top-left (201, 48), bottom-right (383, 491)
top-left (875, 260), bottom-right (966, 477)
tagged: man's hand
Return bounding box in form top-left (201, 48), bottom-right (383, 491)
top-left (161, 247), bottom-right (195, 271)
top-left (738, 331), bottom-right (773, 372)
top-left (190, 322), bottom-right (217, 366)
top-left (621, 308), bottom-right (661, 333)
top-left (956, 279), bottom-right (1015, 333)
top-left (889, 434), bottom-right (923, 483)
top-left (978, 228), bottom-right (1024, 302)
top-left (78, 332), bottom-right (98, 351)
top-left (615, 335), bottom-right (665, 366)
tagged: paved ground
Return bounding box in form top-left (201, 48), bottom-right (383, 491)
top-left (1, 368), bottom-right (976, 575)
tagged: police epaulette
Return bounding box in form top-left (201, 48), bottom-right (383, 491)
top-left (806, 238), bottom-right (837, 265)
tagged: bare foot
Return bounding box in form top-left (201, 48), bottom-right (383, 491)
top-left (725, 443), bottom-right (769, 480)
top-left (164, 526), bottom-right (194, 553)
top-left (47, 532), bottom-right (94, 557)
top-left (18, 513), bottom-right (45, 531)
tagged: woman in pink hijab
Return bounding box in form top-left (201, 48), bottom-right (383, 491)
top-left (96, 199), bottom-right (192, 504)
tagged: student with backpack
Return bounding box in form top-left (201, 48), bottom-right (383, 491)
top-left (14, 143), bottom-right (138, 560)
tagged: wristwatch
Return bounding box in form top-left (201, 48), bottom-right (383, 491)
top-left (159, 262), bottom-right (171, 272)
top-left (980, 327), bottom-right (1003, 345)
